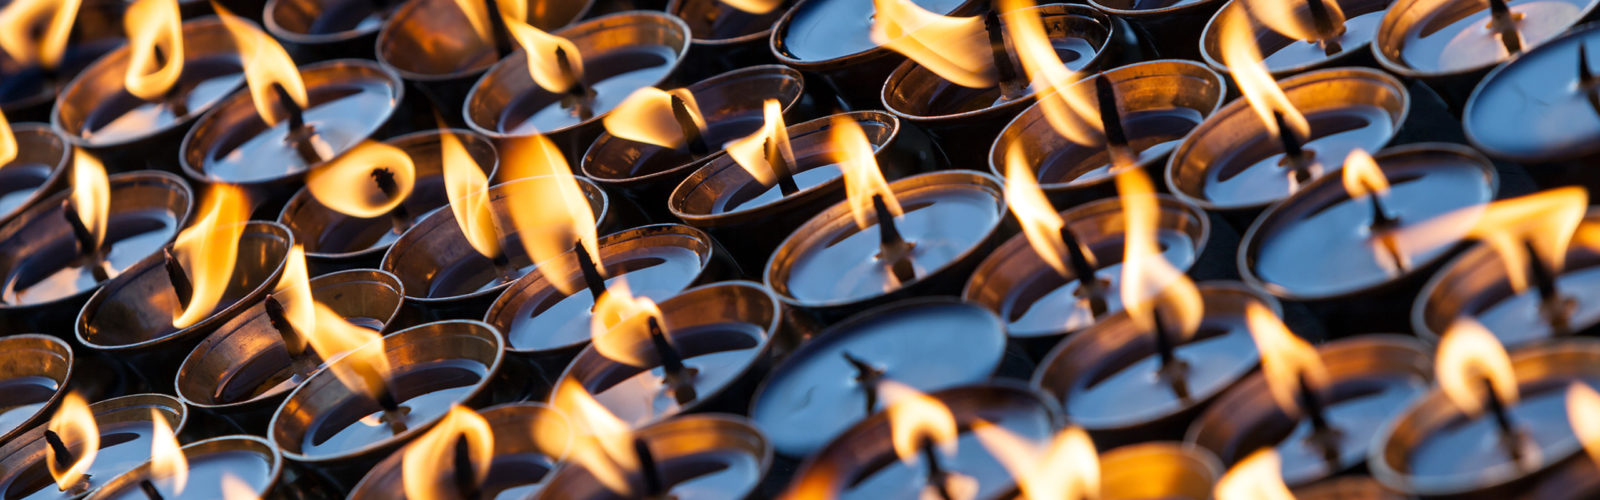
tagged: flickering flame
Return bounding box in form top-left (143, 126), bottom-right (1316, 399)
top-left (724, 99), bottom-right (793, 187)
top-left (1463, 187), bottom-right (1587, 293)
top-left (123, 0), bottom-right (184, 101)
top-left (448, 0), bottom-right (525, 44)
top-left (590, 279), bottom-right (668, 368)
top-left (999, 0), bottom-right (1101, 145)
top-left (440, 129), bottom-right (501, 259)
top-left (720, 0), bottom-right (782, 14)
top-left (71, 149), bottom-right (110, 250)
top-left (215, 4), bottom-right (308, 127)
top-left (1004, 142), bottom-right (1074, 277)
top-left (402, 405), bottom-right (493, 500)
top-left (1219, 7), bottom-right (1311, 143)
top-left (973, 423), bottom-right (1099, 500)
top-left (1246, 301), bottom-right (1329, 418)
top-left (832, 116), bottom-right (901, 230)
top-left (547, 379), bottom-right (639, 496)
top-left (1341, 149), bottom-right (1389, 199)
top-left (0, 109), bottom-right (14, 166)
top-left (1568, 383), bottom-right (1600, 465)
top-left (304, 302), bottom-right (392, 401)
top-left (602, 87), bottom-right (706, 149)
top-left (1117, 169), bottom-right (1202, 340)
top-left (504, 17), bottom-right (584, 95)
top-left (0, 0), bottom-right (82, 69)
top-left (1436, 318), bottom-right (1519, 417)
top-left (273, 246), bottom-right (315, 338)
top-left (870, 0), bottom-right (995, 89)
top-left (171, 185), bottom-right (250, 328)
top-left (220, 473), bottom-right (259, 500)
top-left (305, 141), bottom-right (416, 218)
top-left (1214, 449), bottom-right (1295, 500)
top-left (46, 392), bottom-right (97, 490)
top-left (501, 134), bottom-right (600, 296)
top-left (1240, 0), bottom-right (1346, 42)
top-left (148, 410), bottom-right (188, 496)
top-left (879, 380), bottom-right (958, 464)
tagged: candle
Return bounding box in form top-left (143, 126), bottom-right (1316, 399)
top-left (0, 393), bottom-right (187, 500)
top-left (533, 410), bottom-right (770, 500)
top-left (1200, 0), bottom-right (1391, 77)
top-left (347, 402), bottom-right (571, 500)
top-left (667, 0), bottom-right (792, 79)
top-left (86, 436), bottom-right (281, 500)
top-left (1099, 442), bottom-right (1223, 499)
top-left (0, 0), bottom-right (123, 122)
top-left (1464, 22), bottom-right (1600, 183)
top-left (0, 335), bottom-right (71, 443)
top-left (770, 0), bottom-right (979, 108)
top-left (1374, 0), bottom-right (1596, 83)
top-left (374, 0), bottom-right (593, 100)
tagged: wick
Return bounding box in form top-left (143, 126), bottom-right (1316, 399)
top-left (272, 83), bottom-right (329, 165)
top-left (43, 430), bottom-right (74, 470)
top-left (1486, 0), bottom-right (1523, 55)
top-left (555, 46), bottom-right (596, 121)
top-left (152, 45), bottom-right (189, 117)
top-left (453, 434), bottom-right (481, 500)
top-left (984, 8), bottom-right (1025, 100)
top-left (1095, 75), bottom-right (1137, 171)
top-left (1482, 377), bottom-right (1524, 462)
top-left (263, 293), bottom-right (307, 357)
top-left (481, 0), bottom-right (513, 58)
top-left (1057, 225), bottom-right (1107, 317)
top-left (138, 479), bottom-right (163, 500)
top-left (573, 239), bottom-right (608, 303)
top-left (271, 82), bottom-right (305, 132)
top-left (1305, 0), bottom-right (1345, 55)
top-left (765, 135), bottom-right (800, 196)
top-left (647, 316), bottom-right (698, 405)
top-left (1578, 44), bottom-right (1600, 115)
top-left (670, 94), bottom-right (708, 155)
top-left (1151, 310), bottom-right (1191, 400)
top-left (61, 200), bottom-right (110, 282)
top-left (162, 248), bottom-right (193, 311)
top-left (370, 168), bottom-right (413, 235)
top-left (872, 194), bottom-right (917, 285)
top-left (634, 437), bottom-right (667, 498)
top-left (1524, 239), bottom-right (1572, 333)
top-left (1297, 372), bottom-right (1344, 463)
top-left (1272, 110), bottom-right (1314, 185)
top-left (842, 351), bottom-right (884, 414)
top-left (919, 435), bottom-right (955, 500)
top-left (1365, 190), bottom-right (1399, 231)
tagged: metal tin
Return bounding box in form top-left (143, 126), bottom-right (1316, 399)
top-left (666, 0), bottom-right (793, 81)
top-left (1101, 442), bottom-right (1225, 499)
top-left (84, 435), bottom-right (283, 500)
top-left (0, 334), bottom-right (72, 445)
top-left (534, 414), bottom-right (773, 500)
top-left (1199, 0), bottom-right (1393, 78)
top-left (0, 394), bottom-right (188, 500)
top-left (265, 0), bottom-right (390, 62)
top-left (346, 402), bottom-right (572, 499)
top-left (0, 124), bottom-right (71, 228)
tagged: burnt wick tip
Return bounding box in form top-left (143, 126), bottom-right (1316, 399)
top-left (1095, 74), bottom-right (1129, 150)
top-left (43, 429), bottom-right (73, 469)
top-left (163, 248), bottom-right (193, 311)
top-left (670, 94), bottom-right (708, 156)
top-left (765, 135), bottom-right (799, 196)
top-left (270, 82), bottom-right (305, 132)
top-left (573, 239), bottom-right (607, 303)
top-left (453, 434), bottom-right (480, 500)
top-left (138, 479), bottom-right (164, 500)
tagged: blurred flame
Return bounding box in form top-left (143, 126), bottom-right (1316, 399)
top-left (1117, 169), bottom-right (1202, 341)
top-left (602, 87), bottom-right (706, 149)
top-left (880, 380), bottom-right (958, 464)
top-left (171, 184), bottom-right (250, 328)
top-left (46, 392), bottom-right (97, 490)
top-left (304, 302), bottom-right (392, 401)
top-left (123, 0), bottom-right (184, 101)
top-left (1341, 149), bottom-right (1388, 199)
top-left (1004, 142), bottom-right (1073, 277)
top-left (999, 0), bottom-right (1100, 145)
top-left (0, 0), bottom-right (82, 69)
top-left (1568, 383), bottom-right (1600, 465)
top-left (273, 246), bottom-right (315, 344)
top-left (870, 0), bottom-right (995, 89)
top-left (215, 4), bottom-right (308, 127)
top-left (1240, 0), bottom-right (1346, 42)
top-left (973, 423), bottom-right (1099, 500)
top-left (402, 405), bottom-right (493, 500)
top-left (0, 109), bottom-right (14, 165)
top-left (220, 473), bottom-right (259, 500)
top-left (306, 141), bottom-right (416, 218)
top-left (148, 409), bottom-right (188, 496)
top-left (1464, 187), bottom-right (1587, 293)
top-left (724, 99), bottom-right (793, 188)
top-left (501, 134), bottom-right (600, 296)
top-left (720, 0), bottom-right (781, 14)
top-left (449, 0), bottom-right (526, 43)
top-left (1214, 449), bottom-right (1294, 500)
top-left (71, 148), bottom-right (109, 250)
top-left (1436, 318), bottom-right (1519, 417)
top-left (504, 17), bottom-right (584, 95)
top-left (832, 116), bottom-right (900, 230)
top-left (1246, 301), bottom-right (1328, 418)
top-left (1219, 7), bottom-right (1310, 143)
top-left (590, 279), bottom-right (667, 368)
top-left (440, 129), bottom-right (501, 259)
top-left (547, 379), bottom-right (639, 496)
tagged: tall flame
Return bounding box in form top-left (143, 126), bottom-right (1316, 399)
top-left (1240, 0), bottom-right (1346, 42)
top-left (1117, 168), bottom-right (1202, 340)
top-left (402, 405), bottom-right (494, 500)
top-left (46, 392), bottom-right (97, 490)
top-left (1245, 301), bottom-right (1328, 418)
top-left (215, 4), bottom-right (308, 127)
top-left (71, 148), bottom-right (110, 250)
top-left (500, 134), bottom-right (599, 296)
top-left (880, 380), bottom-right (958, 464)
top-left (0, 109), bottom-right (13, 166)
top-left (973, 423), bottom-right (1099, 500)
top-left (1219, 7), bottom-right (1310, 143)
top-left (724, 99), bottom-right (793, 188)
top-left (1464, 187), bottom-right (1587, 293)
top-left (304, 302), bottom-right (392, 401)
top-left (547, 379), bottom-right (639, 496)
top-left (832, 116), bottom-right (901, 230)
top-left (1004, 142), bottom-right (1073, 277)
top-left (999, 0), bottom-right (1100, 145)
top-left (448, 0), bottom-right (526, 44)
top-left (1214, 449), bottom-right (1295, 500)
top-left (171, 185), bottom-right (250, 328)
top-left (720, 0), bottom-right (782, 14)
top-left (1568, 383), bottom-right (1600, 465)
top-left (123, 0), bottom-right (184, 101)
top-left (440, 129), bottom-right (501, 259)
top-left (870, 0), bottom-right (995, 89)
top-left (503, 17), bottom-right (584, 95)
top-left (602, 87), bottom-right (706, 150)
top-left (0, 0), bottom-right (83, 69)
top-left (148, 409), bottom-right (188, 497)
top-left (590, 279), bottom-right (668, 368)
top-left (306, 141), bottom-right (417, 218)
top-left (1341, 149), bottom-right (1388, 199)
top-left (273, 246), bottom-right (315, 352)
top-left (1436, 318), bottom-right (1519, 417)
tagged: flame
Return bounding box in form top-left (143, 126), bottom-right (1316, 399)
top-left (602, 87), bottom-right (706, 149)
top-left (1117, 169), bottom-right (1202, 341)
top-left (71, 148), bottom-right (110, 250)
top-left (547, 379), bottom-right (639, 496)
top-left (1569, 383), bottom-right (1600, 465)
top-left (1436, 318), bottom-right (1518, 417)
top-left (1240, 0), bottom-right (1346, 42)
top-left (500, 134), bottom-right (600, 296)
top-left (305, 141), bottom-right (416, 218)
top-left (304, 302), bottom-right (392, 401)
top-left (590, 279), bottom-right (668, 368)
top-left (0, 0), bottom-right (82, 69)
top-left (440, 129), bottom-right (501, 259)
top-left (870, 0), bottom-right (995, 89)
top-left (0, 105), bottom-right (15, 166)
top-left (999, 0), bottom-right (1100, 145)
top-left (448, 0), bottom-right (526, 44)
top-left (720, 0), bottom-right (782, 14)
top-left (220, 473), bottom-right (259, 500)
top-left (272, 246), bottom-right (315, 348)
top-left (402, 405), bottom-right (493, 500)
top-left (832, 116), bottom-right (901, 230)
top-left (1218, 7), bottom-right (1310, 144)
top-left (973, 423), bottom-right (1099, 500)
top-left (148, 409), bottom-right (188, 496)
top-left (171, 185), bottom-right (250, 328)
top-left (1214, 449), bottom-right (1295, 500)
top-left (504, 17), bottom-right (584, 95)
top-left (1464, 187), bottom-right (1587, 293)
top-left (1004, 142), bottom-right (1074, 277)
top-left (46, 392), bottom-right (97, 490)
top-left (123, 0), bottom-right (184, 101)
top-left (215, 4), bottom-right (308, 127)
top-left (879, 380), bottom-right (958, 464)
top-left (724, 99), bottom-right (793, 188)
top-left (1341, 149), bottom-right (1388, 199)
top-left (1245, 301), bottom-right (1328, 418)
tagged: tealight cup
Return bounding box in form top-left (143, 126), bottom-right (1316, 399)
top-left (0, 334), bottom-right (72, 445)
top-left (85, 435), bottom-right (282, 500)
top-left (0, 124), bottom-right (71, 228)
top-left (1199, 0), bottom-right (1392, 78)
top-left (1100, 442), bottom-right (1225, 499)
top-left (667, 0), bottom-right (793, 81)
top-left (0, 29), bottom-right (124, 123)
top-left (346, 402), bottom-right (572, 499)
top-left (0, 393), bottom-right (187, 500)
top-left (1088, 0), bottom-right (1227, 60)
top-left (534, 414), bottom-right (772, 500)
top-left (265, 0), bottom-right (395, 62)
top-left (1464, 22), bottom-right (1600, 193)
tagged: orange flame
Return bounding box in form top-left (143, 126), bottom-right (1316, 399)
top-left (272, 246), bottom-right (314, 354)
top-left (0, 109), bottom-right (14, 166)
top-left (1341, 149), bottom-right (1388, 199)
top-left (973, 423), bottom-right (1099, 500)
top-left (1117, 168), bottom-right (1202, 341)
top-left (1245, 301), bottom-right (1329, 418)
top-left (870, 0), bottom-right (995, 89)
top-left (999, 0), bottom-right (1100, 145)
top-left (171, 185), bottom-right (250, 328)
top-left (123, 0), bottom-right (184, 101)
top-left (590, 279), bottom-right (669, 368)
top-left (46, 392), bottom-right (97, 491)
top-left (220, 473), bottom-right (259, 500)
top-left (504, 17), bottom-right (584, 95)
top-left (1465, 187), bottom-right (1587, 293)
top-left (0, 0), bottom-right (83, 69)
top-left (1219, 7), bottom-right (1310, 144)
top-left (304, 302), bottom-right (392, 401)
top-left (724, 99), bottom-right (793, 188)
top-left (305, 141), bottom-right (417, 218)
top-left (71, 148), bottom-right (110, 250)
top-left (402, 405), bottom-right (493, 500)
top-left (1436, 318), bottom-right (1519, 417)
top-left (440, 129), bottom-right (501, 260)
top-left (720, 0), bottom-right (782, 14)
top-left (1004, 142), bottom-right (1075, 277)
top-left (879, 380), bottom-right (958, 464)
top-left (1214, 449), bottom-right (1295, 500)
top-left (148, 409), bottom-right (188, 496)
top-left (1240, 0), bottom-right (1346, 42)
top-left (215, 4), bottom-right (308, 127)
top-left (832, 116), bottom-right (901, 230)
top-left (602, 87), bottom-right (706, 150)
top-left (547, 379), bottom-right (639, 496)
top-left (448, 0), bottom-right (526, 44)
top-left (500, 134), bottom-right (600, 296)
top-left (1568, 383), bottom-right (1600, 465)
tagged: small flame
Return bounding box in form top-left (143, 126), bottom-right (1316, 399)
top-left (402, 405), bottom-right (493, 500)
top-left (602, 87), bottom-right (706, 149)
top-left (123, 0), bottom-right (184, 101)
top-left (1465, 187), bottom-right (1587, 293)
top-left (1219, 7), bottom-right (1311, 144)
top-left (500, 134), bottom-right (600, 296)
top-left (220, 473), bottom-right (259, 500)
top-left (1004, 142), bottom-right (1073, 277)
top-left (590, 279), bottom-right (668, 368)
top-left (1341, 149), bottom-right (1388, 199)
top-left (215, 4), bottom-right (308, 127)
top-left (1214, 449), bottom-right (1295, 500)
top-left (306, 141), bottom-right (417, 218)
top-left (719, 0), bottom-right (781, 14)
top-left (1568, 383), bottom-right (1600, 465)
top-left (1436, 318), bottom-right (1519, 417)
top-left (0, 109), bottom-right (14, 165)
top-left (504, 17), bottom-right (584, 95)
top-left (1240, 0), bottom-right (1346, 42)
top-left (440, 129), bottom-right (501, 259)
top-left (547, 379), bottom-right (639, 496)
top-left (148, 410), bottom-right (188, 496)
top-left (71, 148), bottom-right (110, 250)
top-left (879, 380), bottom-right (958, 464)
top-left (304, 302), bottom-right (392, 401)
top-left (1117, 168), bottom-right (1202, 340)
top-left (973, 423), bottom-right (1099, 500)
top-left (1245, 301), bottom-right (1328, 418)
top-left (999, 0), bottom-right (1100, 145)
top-left (46, 392), bottom-right (97, 490)
top-left (449, 0), bottom-right (525, 44)
top-left (171, 185), bottom-right (250, 328)
top-left (273, 246), bottom-right (315, 341)
top-left (870, 0), bottom-right (995, 89)
top-left (0, 0), bottom-right (83, 69)
top-left (724, 99), bottom-right (793, 188)
top-left (832, 116), bottom-right (901, 230)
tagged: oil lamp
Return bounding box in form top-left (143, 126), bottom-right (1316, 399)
top-left (85, 435), bottom-right (282, 500)
top-left (0, 334), bottom-right (72, 445)
top-left (1464, 22), bottom-right (1600, 192)
top-left (0, 113), bottom-right (71, 228)
top-left (0, 0), bottom-right (122, 123)
top-left (667, 0), bottom-right (791, 80)
top-left (768, 0), bottom-right (983, 109)
top-left (264, 0), bottom-right (398, 62)
top-left (347, 402), bottom-right (572, 499)
top-left (1199, 0), bottom-right (1392, 77)
top-left (1087, 0), bottom-right (1225, 59)
top-left (0, 393), bottom-right (187, 500)
top-left (978, 424), bottom-right (1224, 500)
